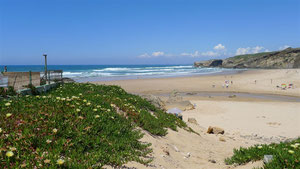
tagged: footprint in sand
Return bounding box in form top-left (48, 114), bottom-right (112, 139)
top-left (267, 122), bottom-right (281, 127)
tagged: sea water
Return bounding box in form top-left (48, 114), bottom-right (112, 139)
top-left (0, 65), bottom-right (236, 82)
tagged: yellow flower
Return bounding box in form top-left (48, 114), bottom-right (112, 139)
top-left (42, 96), bottom-right (47, 99)
top-left (6, 151), bottom-right (14, 157)
top-left (56, 97), bottom-right (61, 100)
top-left (257, 146), bottom-right (263, 149)
top-left (5, 102), bottom-right (11, 106)
top-left (57, 159), bottom-right (65, 165)
top-left (95, 115), bottom-right (100, 118)
top-left (93, 109), bottom-right (97, 112)
top-left (6, 113), bottom-right (12, 118)
top-left (36, 95), bottom-right (40, 98)
top-left (53, 128), bottom-right (58, 133)
top-left (0, 128), bottom-right (2, 133)
top-left (44, 159), bottom-right (51, 164)
top-left (83, 99), bottom-right (87, 102)
top-left (79, 93), bottom-right (82, 96)
top-left (76, 109), bottom-right (81, 112)
top-left (20, 163), bottom-right (27, 168)
top-left (87, 102), bottom-right (91, 106)
top-left (288, 150), bottom-right (294, 154)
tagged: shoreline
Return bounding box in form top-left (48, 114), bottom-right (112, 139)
top-left (75, 68), bottom-right (245, 82)
top-left (92, 69), bottom-right (300, 98)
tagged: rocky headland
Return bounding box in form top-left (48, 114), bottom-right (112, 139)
top-left (194, 47), bottom-right (300, 69)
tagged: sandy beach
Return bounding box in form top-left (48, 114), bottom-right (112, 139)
top-left (95, 69), bottom-right (300, 169)
top-left (93, 69), bottom-right (300, 97)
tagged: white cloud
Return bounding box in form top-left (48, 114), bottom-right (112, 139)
top-left (138, 51), bottom-right (167, 58)
top-left (235, 46), bottom-right (266, 55)
top-left (181, 50), bottom-right (220, 57)
top-left (201, 51), bottom-right (220, 57)
top-left (279, 45), bottom-right (290, 50)
top-left (214, 44), bottom-right (225, 50)
top-left (152, 51), bottom-right (165, 57)
top-left (181, 51), bottom-right (200, 57)
top-left (137, 53), bottom-right (151, 58)
top-left (252, 46), bottom-right (264, 53)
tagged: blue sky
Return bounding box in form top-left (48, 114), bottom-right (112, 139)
top-left (0, 0), bottom-right (299, 65)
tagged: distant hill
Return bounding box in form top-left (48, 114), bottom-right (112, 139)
top-left (194, 47), bottom-right (300, 69)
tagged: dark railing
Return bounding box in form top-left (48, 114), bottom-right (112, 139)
top-left (41, 70), bottom-right (63, 84)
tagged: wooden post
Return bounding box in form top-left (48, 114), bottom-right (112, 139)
top-left (29, 71), bottom-right (32, 85)
top-left (43, 54), bottom-right (47, 83)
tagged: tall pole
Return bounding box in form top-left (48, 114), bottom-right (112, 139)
top-left (43, 53), bottom-right (47, 83)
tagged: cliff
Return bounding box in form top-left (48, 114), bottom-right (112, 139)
top-left (194, 47), bottom-right (300, 69)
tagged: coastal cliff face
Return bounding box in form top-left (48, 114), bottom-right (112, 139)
top-left (194, 47), bottom-right (300, 69)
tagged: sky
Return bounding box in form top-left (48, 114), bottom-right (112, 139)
top-left (0, 0), bottom-right (299, 65)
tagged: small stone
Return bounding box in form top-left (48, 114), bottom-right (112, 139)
top-left (207, 126), bottom-right (225, 134)
top-left (219, 137), bottom-right (226, 142)
top-left (263, 155), bottom-right (273, 164)
top-left (208, 159), bottom-right (216, 163)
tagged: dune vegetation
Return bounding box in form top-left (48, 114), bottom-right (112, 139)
top-left (225, 138), bottom-right (300, 169)
top-left (0, 83), bottom-right (187, 168)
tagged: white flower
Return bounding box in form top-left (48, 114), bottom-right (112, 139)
top-left (6, 113), bottom-right (12, 118)
top-left (0, 128), bottom-right (2, 133)
top-left (5, 103), bottom-right (11, 106)
top-left (93, 109), bottom-right (97, 112)
top-left (46, 139), bottom-right (52, 144)
top-left (95, 115), bottom-right (100, 118)
top-left (291, 144), bottom-right (297, 148)
top-left (87, 102), bottom-right (91, 106)
top-left (10, 147), bottom-right (17, 151)
top-left (76, 109), bottom-right (81, 112)
top-left (83, 99), bottom-right (87, 102)
top-left (42, 96), bottom-right (47, 99)
top-left (257, 145), bottom-right (263, 149)
top-left (57, 159), bottom-right (65, 165)
top-left (288, 150), bottom-right (294, 154)
top-left (53, 128), bottom-right (58, 133)
top-left (56, 97), bottom-right (61, 100)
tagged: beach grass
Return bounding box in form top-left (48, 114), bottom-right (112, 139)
top-left (0, 83), bottom-right (187, 168)
top-left (225, 138), bottom-right (300, 169)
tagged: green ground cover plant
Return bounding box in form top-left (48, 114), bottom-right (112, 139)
top-left (225, 138), bottom-right (300, 169)
top-left (0, 83), bottom-right (187, 168)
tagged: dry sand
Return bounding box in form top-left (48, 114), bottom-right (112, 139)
top-left (96, 69), bottom-right (300, 169)
top-left (94, 69), bottom-right (300, 97)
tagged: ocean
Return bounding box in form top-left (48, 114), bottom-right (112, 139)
top-left (0, 65), bottom-right (235, 82)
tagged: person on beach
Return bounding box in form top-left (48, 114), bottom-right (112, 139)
top-left (4, 66), bottom-right (7, 72)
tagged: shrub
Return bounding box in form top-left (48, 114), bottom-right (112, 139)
top-left (225, 138), bottom-right (300, 169)
top-left (0, 83), bottom-right (188, 168)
